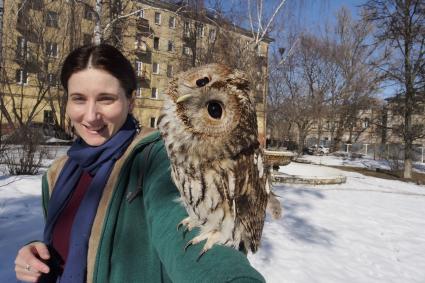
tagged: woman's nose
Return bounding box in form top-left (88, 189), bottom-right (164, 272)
top-left (85, 102), bottom-right (101, 122)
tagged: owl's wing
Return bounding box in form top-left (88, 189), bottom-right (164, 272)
top-left (233, 148), bottom-right (268, 253)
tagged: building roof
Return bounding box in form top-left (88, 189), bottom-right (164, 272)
top-left (139, 0), bottom-right (274, 43)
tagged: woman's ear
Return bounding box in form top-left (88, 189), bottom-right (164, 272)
top-left (129, 98), bottom-right (135, 112)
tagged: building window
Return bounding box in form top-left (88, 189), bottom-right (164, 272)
top-left (84, 5), bottom-right (94, 20)
top-left (135, 38), bottom-right (147, 51)
top-left (136, 87), bottom-right (142, 98)
top-left (169, 16), bottom-right (176, 28)
top-left (154, 12), bottom-right (161, 25)
top-left (47, 73), bottom-right (57, 86)
top-left (151, 87), bottom-right (158, 99)
top-left (46, 11), bottom-right (59, 28)
top-left (363, 118), bottom-right (370, 128)
top-left (83, 33), bottom-right (92, 45)
top-left (150, 117), bottom-right (157, 128)
top-left (152, 63), bottom-right (159, 74)
top-left (183, 46), bottom-right (191, 55)
top-left (44, 110), bottom-right (54, 124)
top-left (135, 61), bottom-right (143, 76)
top-left (16, 69), bottom-right (28, 85)
top-left (167, 65), bottom-right (173, 78)
top-left (29, 0), bottom-right (43, 10)
top-left (167, 40), bottom-right (174, 52)
top-left (138, 9), bottom-right (144, 18)
top-left (209, 29), bottom-right (216, 41)
top-left (16, 36), bottom-right (28, 59)
top-left (183, 21), bottom-right (190, 37)
top-left (255, 44), bottom-right (264, 56)
top-left (153, 37), bottom-right (160, 50)
top-left (196, 23), bottom-right (204, 37)
top-left (46, 42), bottom-right (58, 58)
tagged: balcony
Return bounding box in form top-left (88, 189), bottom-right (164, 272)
top-left (136, 18), bottom-right (152, 37)
top-left (136, 68), bottom-right (150, 88)
top-left (134, 40), bottom-right (151, 57)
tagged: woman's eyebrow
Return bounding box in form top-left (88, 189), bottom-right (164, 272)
top-left (69, 92), bottom-right (84, 96)
top-left (98, 92), bottom-right (119, 96)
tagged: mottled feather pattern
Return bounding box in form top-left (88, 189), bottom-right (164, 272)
top-left (158, 64), bottom-right (269, 255)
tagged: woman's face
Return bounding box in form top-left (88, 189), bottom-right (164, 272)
top-left (66, 68), bottom-right (133, 146)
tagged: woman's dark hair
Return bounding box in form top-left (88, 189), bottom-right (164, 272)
top-left (61, 44), bottom-right (137, 98)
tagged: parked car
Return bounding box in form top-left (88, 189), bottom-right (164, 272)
top-left (307, 145), bottom-right (330, 155)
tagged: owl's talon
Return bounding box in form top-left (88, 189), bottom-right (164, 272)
top-left (182, 227), bottom-right (190, 239)
top-left (184, 241), bottom-right (194, 251)
top-left (196, 249), bottom-right (208, 262)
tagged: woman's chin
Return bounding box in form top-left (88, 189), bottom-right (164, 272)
top-left (79, 132), bottom-right (109, 146)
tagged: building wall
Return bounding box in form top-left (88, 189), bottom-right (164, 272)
top-left (0, 0), bottom-right (270, 142)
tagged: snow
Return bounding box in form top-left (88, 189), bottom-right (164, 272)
top-left (278, 162), bottom-right (344, 177)
top-left (249, 161), bottom-right (425, 282)
top-left (1, 155), bottom-right (425, 282)
top-left (0, 176), bottom-right (45, 283)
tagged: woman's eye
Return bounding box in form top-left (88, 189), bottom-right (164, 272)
top-left (98, 96), bottom-right (116, 104)
top-left (71, 96), bottom-right (85, 103)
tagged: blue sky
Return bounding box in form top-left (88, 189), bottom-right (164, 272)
top-left (277, 0), bottom-right (365, 33)
top-left (211, 0), bottom-right (396, 98)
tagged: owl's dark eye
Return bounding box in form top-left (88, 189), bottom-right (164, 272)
top-left (207, 101), bottom-right (223, 119)
top-left (196, 77), bottom-right (210, 87)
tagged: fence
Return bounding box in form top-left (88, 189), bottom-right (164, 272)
top-left (337, 143), bottom-right (424, 162)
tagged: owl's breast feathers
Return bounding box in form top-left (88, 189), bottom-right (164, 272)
top-left (167, 138), bottom-right (268, 253)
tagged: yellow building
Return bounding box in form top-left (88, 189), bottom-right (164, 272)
top-left (0, 0), bottom-right (271, 142)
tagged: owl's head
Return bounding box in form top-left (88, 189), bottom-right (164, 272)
top-left (166, 64), bottom-right (256, 139)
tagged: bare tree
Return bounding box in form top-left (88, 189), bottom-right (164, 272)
top-left (0, 1), bottom-right (64, 128)
top-left (267, 7), bottom-right (381, 152)
top-left (324, 7), bottom-right (381, 150)
top-left (363, 0), bottom-right (425, 178)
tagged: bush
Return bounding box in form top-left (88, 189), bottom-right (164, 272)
top-left (1, 126), bottom-right (48, 175)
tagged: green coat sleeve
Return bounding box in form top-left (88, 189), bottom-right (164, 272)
top-left (142, 140), bottom-right (266, 283)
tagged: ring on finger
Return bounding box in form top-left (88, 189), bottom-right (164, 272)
top-left (25, 264), bottom-right (31, 271)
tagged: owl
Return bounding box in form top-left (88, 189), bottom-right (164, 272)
top-left (158, 63), bottom-right (269, 258)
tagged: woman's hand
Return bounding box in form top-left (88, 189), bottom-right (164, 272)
top-left (15, 242), bottom-right (50, 282)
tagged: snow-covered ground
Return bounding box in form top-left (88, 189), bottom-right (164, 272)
top-left (1, 156), bottom-right (425, 282)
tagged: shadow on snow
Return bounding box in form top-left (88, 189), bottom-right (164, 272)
top-left (274, 185), bottom-right (336, 246)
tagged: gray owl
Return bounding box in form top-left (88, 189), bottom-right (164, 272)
top-left (158, 63), bottom-right (269, 257)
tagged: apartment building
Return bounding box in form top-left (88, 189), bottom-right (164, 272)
top-left (0, 0), bottom-right (271, 143)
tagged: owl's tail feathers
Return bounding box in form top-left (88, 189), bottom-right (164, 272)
top-left (266, 191), bottom-right (282, 220)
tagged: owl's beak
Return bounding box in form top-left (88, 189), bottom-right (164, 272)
top-left (176, 94), bottom-right (194, 104)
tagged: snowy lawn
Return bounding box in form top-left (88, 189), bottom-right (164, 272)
top-left (300, 154), bottom-right (425, 174)
top-left (1, 160), bottom-right (425, 283)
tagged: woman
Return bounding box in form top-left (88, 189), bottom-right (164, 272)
top-left (14, 44), bottom-right (265, 283)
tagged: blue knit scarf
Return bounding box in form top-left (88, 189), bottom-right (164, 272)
top-left (43, 116), bottom-right (137, 283)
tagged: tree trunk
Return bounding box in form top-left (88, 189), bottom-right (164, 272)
top-left (402, 3), bottom-right (413, 179)
top-left (0, 97), bottom-right (15, 130)
top-left (94, 0), bottom-right (102, 44)
top-left (404, 139), bottom-right (413, 178)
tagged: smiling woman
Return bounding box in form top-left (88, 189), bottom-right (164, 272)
top-left (13, 44), bottom-right (265, 283)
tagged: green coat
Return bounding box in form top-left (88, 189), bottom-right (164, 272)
top-left (42, 129), bottom-right (265, 283)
